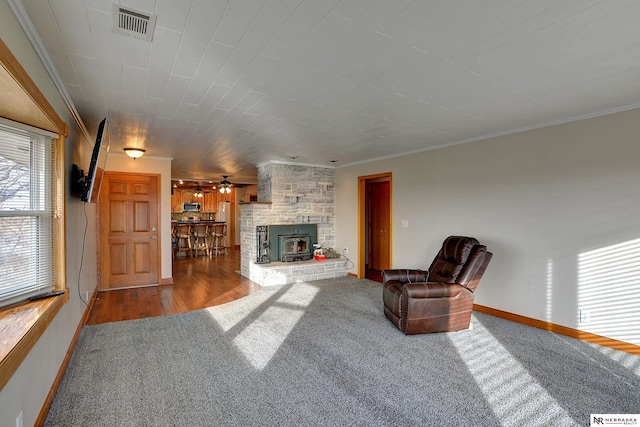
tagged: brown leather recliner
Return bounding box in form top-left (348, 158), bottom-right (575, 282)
top-left (382, 236), bottom-right (492, 334)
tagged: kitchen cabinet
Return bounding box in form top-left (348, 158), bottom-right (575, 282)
top-left (171, 190), bottom-right (183, 212)
top-left (172, 187), bottom-right (219, 212)
top-left (202, 192), bottom-right (216, 212)
top-left (182, 189), bottom-right (197, 203)
top-left (171, 185), bottom-right (235, 214)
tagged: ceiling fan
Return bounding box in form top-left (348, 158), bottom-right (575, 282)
top-left (219, 176), bottom-right (232, 194)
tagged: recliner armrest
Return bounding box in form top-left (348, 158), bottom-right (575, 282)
top-left (403, 282), bottom-right (466, 299)
top-left (382, 269), bottom-right (427, 284)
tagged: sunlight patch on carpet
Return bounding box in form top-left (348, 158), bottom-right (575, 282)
top-left (202, 282), bottom-right (318, 370)
top-left (592, 344), bottom-right (640, 375)
top-left (204, 288), bottom-right (279, 332)
top-left (234, 283), bottom-right (319, 369)
top-left (450, 316), bottom-right (577, 426)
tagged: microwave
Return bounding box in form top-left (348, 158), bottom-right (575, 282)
top-left (183, 202), bottom-right (201, 212)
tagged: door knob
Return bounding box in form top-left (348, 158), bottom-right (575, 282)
top-left (151, 227), bottom-right (157, 232)
top-left (151, 235), bottom-right (157, 240)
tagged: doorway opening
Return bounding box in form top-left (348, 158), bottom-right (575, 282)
top-left (358, 173), bottom-right (392, 282)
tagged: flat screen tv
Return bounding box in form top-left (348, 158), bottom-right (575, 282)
top-left (81, 118), bottom-right (109, 203)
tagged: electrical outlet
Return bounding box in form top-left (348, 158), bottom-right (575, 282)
top-left (343, 247), bottom-right (348, 254)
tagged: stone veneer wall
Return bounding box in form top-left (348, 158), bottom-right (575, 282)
top-left (240, 162), bottom-right (343, 285)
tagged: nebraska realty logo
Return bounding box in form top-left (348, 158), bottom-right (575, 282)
top-left (591, 414), bottom-right (639, 426)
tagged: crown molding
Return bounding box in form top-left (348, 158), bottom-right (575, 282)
top-left (7, 0), bottom-right (90, 144)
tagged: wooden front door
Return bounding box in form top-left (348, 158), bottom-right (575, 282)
top-left (99, 172), bottom-right (159, 290)
top-left (367, 179), bottom-right (391, 271)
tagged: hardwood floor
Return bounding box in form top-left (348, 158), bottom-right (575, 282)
top-left (87, 248), bottom-right (261, 325)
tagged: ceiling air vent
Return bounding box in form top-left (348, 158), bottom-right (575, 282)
top-left (112, 4), bottom-right (157, 42)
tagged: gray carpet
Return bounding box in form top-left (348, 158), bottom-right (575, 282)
top-left (45, 277), bottom-right (640, 426)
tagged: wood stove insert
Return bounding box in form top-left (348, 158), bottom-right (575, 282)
top-left (266, 224), bottom-right (318, 262)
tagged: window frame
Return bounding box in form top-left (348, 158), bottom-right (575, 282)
top-left (0, 39), bottom-right (68, 392)
top-left (0, 122), bottom-right (57, 307)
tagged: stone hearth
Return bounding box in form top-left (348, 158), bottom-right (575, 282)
top-left (250, 258), bottom-right (349, 286)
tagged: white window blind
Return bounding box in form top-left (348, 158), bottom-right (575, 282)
top-left (0, 121), bottom-right (55, 307)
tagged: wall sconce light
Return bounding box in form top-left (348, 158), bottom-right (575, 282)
top-left (123, 147), bottom-right (146, 159)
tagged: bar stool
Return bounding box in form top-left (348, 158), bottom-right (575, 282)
top-left (171, 224), bottom-right (177, 259)
top-left (210, 223), bottom-right (227, 256)
top-left (192, 223), bottom-right (210, 256)
top-left (174, 224), bottom-right (192, 258)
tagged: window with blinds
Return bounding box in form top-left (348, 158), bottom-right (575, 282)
top-left (0, 121), bottom-right (55, 307)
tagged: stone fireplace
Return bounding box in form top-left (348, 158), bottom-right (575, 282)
top-left (240, 162), bottom-right (348, 286)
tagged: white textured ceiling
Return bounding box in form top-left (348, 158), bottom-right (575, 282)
top-left (16, 0), bottom-right (640, 184)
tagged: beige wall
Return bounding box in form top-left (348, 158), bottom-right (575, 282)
top-left (336, 108), bottom-right (640, 347)
top-left (0, 1), bottom-right (97, 425)
top-left (105, 154), bottom-right (173, 282)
